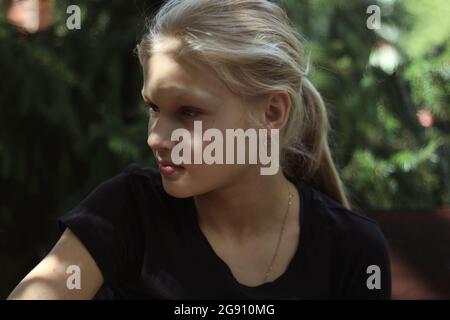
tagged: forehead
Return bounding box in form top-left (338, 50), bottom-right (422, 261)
top-left (141, 37), bottom-right (230, 102)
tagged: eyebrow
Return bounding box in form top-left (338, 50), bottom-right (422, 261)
top-left (142, 85), bottom-right (181, 102)
top-left (142, 85), bottom-right (210, 106)
top-left (141, 85), bottom-right (221, 113)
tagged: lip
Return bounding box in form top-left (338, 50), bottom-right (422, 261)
top-left (158, 159), bottom-right (184, 176)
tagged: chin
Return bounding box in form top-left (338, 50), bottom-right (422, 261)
top-left (161, 178), bottom-right (196, 198)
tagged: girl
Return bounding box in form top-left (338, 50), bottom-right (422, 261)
top-left (8, 0), bottom-right (391, 299)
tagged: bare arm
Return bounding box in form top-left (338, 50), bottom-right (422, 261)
top-left (7, 228), bottom-right (104, 300)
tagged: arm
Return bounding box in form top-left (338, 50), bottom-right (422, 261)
top-left (7, 228), bottom-right (104, 300)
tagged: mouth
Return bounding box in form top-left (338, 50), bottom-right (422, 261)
top-left (158, 162), bottom-right (185, 176)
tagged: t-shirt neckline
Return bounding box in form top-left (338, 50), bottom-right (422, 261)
top-left (186, 178), bottom-right (307, 293)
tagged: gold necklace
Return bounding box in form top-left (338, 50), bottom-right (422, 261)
top-left (263, 181), bottom-right (292, 283)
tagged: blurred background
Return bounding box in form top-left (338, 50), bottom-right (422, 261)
top-left (0, 0), bottom-right (449, 299)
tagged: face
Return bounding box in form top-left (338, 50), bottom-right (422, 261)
top-left (141, 37), bottom-right (265, 198)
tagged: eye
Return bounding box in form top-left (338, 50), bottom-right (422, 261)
top-left (180, 106), bottom-right (201, 118)
top-left (145, 102), bottom-right (159, 115)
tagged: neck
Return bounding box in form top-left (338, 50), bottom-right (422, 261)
top-left (193, 166), bottom-right (297, 242)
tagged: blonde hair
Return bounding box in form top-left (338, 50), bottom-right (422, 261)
top-left (137, 0), bottom-right (351, 209)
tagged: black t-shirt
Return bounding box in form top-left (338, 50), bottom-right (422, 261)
top-left (57, 163), bottom-right (391, 299)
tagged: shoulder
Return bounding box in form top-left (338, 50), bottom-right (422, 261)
top-left (303, 185), bottom-right (392, 298)
top-left (75, 163), bottom-right (159, 206)
top-left (64, 162), bottom-right (164, 220)
top-left (310, 188), bottom-right (384, 240)
top-left (121, 163), bottom-right (181, 218)
top-left (120, 162), bottom-right (165, 197)
top-left (303, 184), bottom-right (390, 265)
top-left (123, 162), bottom-right (161, 183)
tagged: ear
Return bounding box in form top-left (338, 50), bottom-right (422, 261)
top-left (263, 91), bottom-right (291, 130)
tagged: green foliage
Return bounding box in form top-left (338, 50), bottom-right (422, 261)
top-left (282, 0), bottom-right (450, 209)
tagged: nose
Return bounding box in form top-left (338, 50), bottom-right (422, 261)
top-left (147, 117), bottom-right (178, 152)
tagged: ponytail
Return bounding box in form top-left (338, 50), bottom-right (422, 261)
top-left (283, 78), bottom-right (351, 209)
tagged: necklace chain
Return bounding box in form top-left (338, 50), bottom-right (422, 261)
top-left (263, 181), bottom-right (292, 283)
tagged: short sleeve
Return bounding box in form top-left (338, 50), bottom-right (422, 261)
top-left (340, 219), bottom-right (392, 299)
top-left (57, 164), bottom-right (144, 281)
